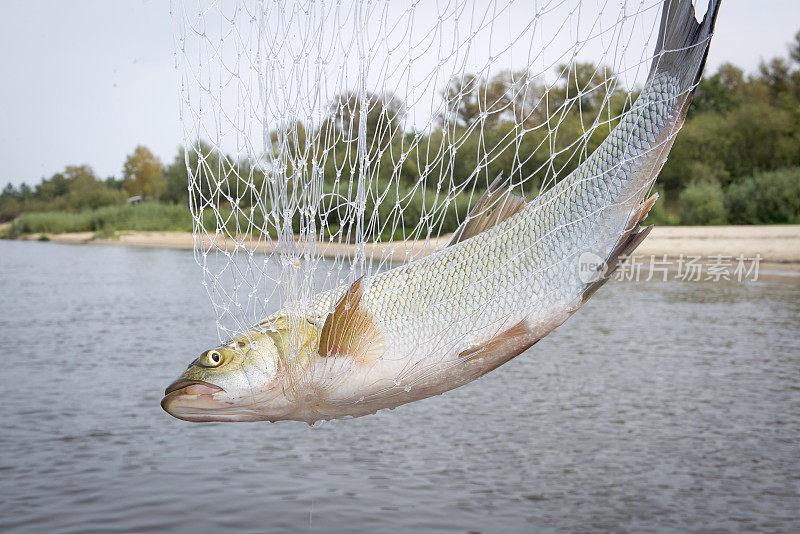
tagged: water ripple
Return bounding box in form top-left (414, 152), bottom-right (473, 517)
top-left (0, 240), bottom-right (798, 532)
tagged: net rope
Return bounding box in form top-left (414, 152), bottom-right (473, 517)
top-left (172, 0), bottom-right (678, 349)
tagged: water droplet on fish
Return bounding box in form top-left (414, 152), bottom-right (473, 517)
top-left (404, 385), bottom-right (411, 392)
top-left (393, 378), bottom-right (401, 386)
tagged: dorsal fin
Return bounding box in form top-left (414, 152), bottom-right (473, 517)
top-left (318, 277), bottom-right (385, 364)
top-left (448, 172), bottom-right (528, 246)
top-left (580, 193), bottom-right (659, 304)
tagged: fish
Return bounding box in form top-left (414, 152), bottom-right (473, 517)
top-left (162, 0), bottom-right (721, 424)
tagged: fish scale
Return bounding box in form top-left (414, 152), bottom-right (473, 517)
top-left (354, 75), bottom-right (682, 367)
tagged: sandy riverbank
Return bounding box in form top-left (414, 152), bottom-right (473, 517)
top-left (11, 225), bottom-right (800, 269)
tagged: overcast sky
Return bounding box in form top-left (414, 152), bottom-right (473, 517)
top-left (1, 0), bottom-right (798, 188)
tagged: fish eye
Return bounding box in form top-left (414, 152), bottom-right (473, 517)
top-left (200, 350), bottom-right (223, 368)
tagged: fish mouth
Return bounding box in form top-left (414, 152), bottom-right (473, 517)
top-left (163, 379), bottom-right (223, 396)
top-left (161, 379), bottom-right (266, 422)
top-left (161, 379), bottom-right (229, 422)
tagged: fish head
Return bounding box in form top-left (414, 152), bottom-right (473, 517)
top-left (161, 317), bottom-right (320, 422)
top-left (160, 343), bottom-right (280, 422)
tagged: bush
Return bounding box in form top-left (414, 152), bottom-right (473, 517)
top-left (724, 167), bottom-right (800, 224)
top-left (15, 211), bottom-right (93, 234)
top-left (679, 182), bottom-right (727, 225)
top-left (660, 101), bottom-right (800, 192)
top-left (0, 196), bottom-right (22, 222)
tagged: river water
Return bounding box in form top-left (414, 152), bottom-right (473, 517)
top-left (1, 239), bottom-right (798, 533)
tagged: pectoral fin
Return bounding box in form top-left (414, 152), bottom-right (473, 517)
top-left (318, 277), bottom-right (385, 364)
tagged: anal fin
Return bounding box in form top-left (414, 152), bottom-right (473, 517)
top-left (581, 193), bottom-right (659, 304)
top-left (459, 320), bottom-right (540, 374)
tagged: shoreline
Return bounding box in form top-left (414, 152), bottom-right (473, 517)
top-left (7, 225), bottom-right (800, 271)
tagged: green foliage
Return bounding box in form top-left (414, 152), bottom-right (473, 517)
top-left (163, 146), bottom-right (191, 205)
top-left (7, 201), bottom-right (281, 239)
top-left (688, 63), bottom-right (745, 115)
top-left (0, 165), bottom-right (126, 222)
top-left (123, 145), bottom-right (165, 200)
top-left (64, 165), bottom-right (127, 210)
top-left (661, 34), bottom-right (800, 194)
top-left (361, 182), bottom-right (475, 242)
top-left (11, 211), bottom-right (93, 235)
top-left (552, 62), bottom-right (616, 113)
top-left (0, 184), bottom-right (22, 221)
top-left (791, 30), bottom-right (800, 66)
top-left (34, 172), bottom-right (70, 201)
top-left (724, 167), bottom-right (800, 224)
top-left (679, 182), bottom-right (727, 225)
top-left (105, 176), bottom-right (125, 190)
top-left (661, 101), bottom-right (800, 191)
top-left (167, 141), bottom-right (268, 209)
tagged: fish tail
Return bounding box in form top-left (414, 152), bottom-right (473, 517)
top-left (574, 2), bottom-right (722, 301)
top-left (611, 0), bottom-right (721, 225)
top-left (649, 0), bottom-right (722, 119)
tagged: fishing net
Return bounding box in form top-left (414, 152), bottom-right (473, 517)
top-left (172, 0), bottom-right (693, 342)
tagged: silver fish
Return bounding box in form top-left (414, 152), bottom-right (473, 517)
top-left (162, 0), bottom-right (721, 424)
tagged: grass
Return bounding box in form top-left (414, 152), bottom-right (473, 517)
top-left (1, 202), bottom-right (283, 240)
top-left (4, 202), bottom-right (194, 237)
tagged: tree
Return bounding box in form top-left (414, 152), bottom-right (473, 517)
top-left (439, 71), bottom-right (537, 128)
top-left (63, 165), bottom-right (123, 210)
top-left (0, 184), bottom-right (22, 221)
top-left (1, 183), bottom-right (18, 199)
top-left (63, 164), bottom-right (96, 184)
top-left (163, 141), bottom-right (259, 208)
top-left (758, 57), bottom-right (793, 104)
top-left (661, 100), bottom-right (800, 192)
top-left (104, 176), bottom-right (124, 190)
top-left (690, 63), bottom-right (744, 115)
top-left (717, 63), bottom-right (746, 93)
top-left (440, 74), bottom-right (486, 127)
top-left (18, 183), bottom-right (33, 200)
top-left (163, 146), bottom-right (190, 205)
top-left (328, 91), bottom-right (406, 148)
top-left (122, 145), bottom-right (165, 200)
top-left (552, 62), bottom-right (617, 114)
top-left (35, 172), bottom-right (69, 201)
top-left (790, 29), bottom-right (800, 66)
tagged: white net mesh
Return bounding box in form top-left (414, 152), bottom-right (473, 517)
top-left (172, 0), bottom-right (672, 342)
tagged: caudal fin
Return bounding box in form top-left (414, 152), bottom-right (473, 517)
top-left (649, 0), bottom-right (722, 98)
